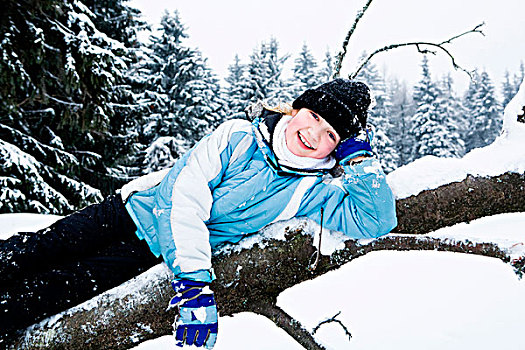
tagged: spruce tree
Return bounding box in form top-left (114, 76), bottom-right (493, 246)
top-left (0, 0), bottom-right (135, 213)
top-left (502, 70), bottom-right (516, 108)
top-left (290, 43), bottom-right (318, 97)
top-left (464, 70), bottom-right (502, 152)
top-left (176, 53), bottom-right (225, 141)
top-left (355, 52), bottom-right (399, 172)
top-left (223, 54), bottom-right (248, 119)
top-left (513, 61), bottom-right (524, 94)
top-left (317, 49), bottom-right (334, 84)
top-left (83, 0), bottom-right (150, 189)
top-left (436, 74), bottom-right (465, 157)
top-left (82, 0), bottom-right (147, 46)
top-left (133, 11), bottom-right (225, 174)
top-left (241, 38), bottom-right (291, 105)
top-left (462, 69), bottom-right (480, 142)
top-left (388, 78), bottom-right (416, 166)
top-left (410, 56), bottom-right (455, 160)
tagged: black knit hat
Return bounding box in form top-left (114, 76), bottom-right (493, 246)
top-left (292, 79), bottom-right (371, 140)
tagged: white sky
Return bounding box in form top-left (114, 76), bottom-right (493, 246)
top-left (128, 0), bottom-right (525, 95)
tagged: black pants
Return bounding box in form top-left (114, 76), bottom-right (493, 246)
top-left (0, 195), bottom-right (161, 343)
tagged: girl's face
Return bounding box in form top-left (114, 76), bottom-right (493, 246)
top-left (285, 108), bottom-right (341, 159)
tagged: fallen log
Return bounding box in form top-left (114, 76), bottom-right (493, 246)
top-left (395, 171), bottom-right (525, 234)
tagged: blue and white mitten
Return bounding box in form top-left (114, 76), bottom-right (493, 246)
top-left (334, 128), bottom-right (374, 165)
top-left (169, 280), bottom-right (218, 348)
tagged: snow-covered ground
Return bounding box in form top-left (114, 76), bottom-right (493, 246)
top-left (0, 213), bottom-right (61, 240)
top-left (2, 211), bottom-right (524, 350)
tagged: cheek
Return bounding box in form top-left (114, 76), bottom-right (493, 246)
top-left (285, 127), bottom-right (296, 146)
top-left (310, 140), bottom-right (334, 158)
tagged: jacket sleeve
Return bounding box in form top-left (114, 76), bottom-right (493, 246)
top-left (161, 119), bottom-right (253, 282)
top-left (299, 158), bottom-right (397, 239)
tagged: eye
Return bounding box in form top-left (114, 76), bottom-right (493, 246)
top-left (328, 132), bottom-right (336, 141)
top-left (310, 111), bottom-right (320, 121)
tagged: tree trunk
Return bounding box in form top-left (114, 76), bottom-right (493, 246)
top-left (395, 171), bottom-right (525, 234)
top-left (8, 171), bottom-right (525, 350)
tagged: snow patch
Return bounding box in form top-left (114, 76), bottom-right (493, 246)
top-left (191, 307), bottom-right (208, 323)
top-left (215, 217), bottom-right (350, 257)
top-left (0, 213), bottom-right (62, 240)
top-left (278, 250), bottom-right (525, 350)
top-left (427, 212), bottom-right (525, 259)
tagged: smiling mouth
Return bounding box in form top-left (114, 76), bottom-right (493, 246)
top-left (298, 132), bottom-right (315, 150)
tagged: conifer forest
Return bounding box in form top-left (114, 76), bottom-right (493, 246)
top-left (1, 0), bottom-right (522, 215)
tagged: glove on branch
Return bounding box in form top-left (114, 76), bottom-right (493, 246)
top-left (169, 280), bottom-right (218, 349)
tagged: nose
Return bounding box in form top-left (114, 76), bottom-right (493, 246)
top-left (308, 127), bottom-right (322, 143)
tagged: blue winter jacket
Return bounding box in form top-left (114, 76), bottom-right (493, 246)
top-left (121, 112), bottom-right (397, 282)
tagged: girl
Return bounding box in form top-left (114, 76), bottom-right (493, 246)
top-left (0, 79), bottom-right (397, 348)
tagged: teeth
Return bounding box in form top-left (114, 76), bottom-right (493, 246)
top-left (298, 132), bottom-right (314, 150)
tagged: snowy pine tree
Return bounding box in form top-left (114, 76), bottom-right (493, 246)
top-left (409, 56), bottom-right (458, 160)
top-left (223, 54), bottom-right (248, 119)
top-left (176, 53), bottom-right (225, 141)
top-left (513, 61), bottom-right (524, 95)
top-left (83, 0), bottom-right (147, 47)
top-left (436, 74), bottom-right (465, 157)
top-left (388, 78), bottom-right (416, 166)
top-left (316, 49), bottom-right (335, 83)
top-left (355, 52), bottom-right (399, 172)
top-left (0, 0), bottom-right (139, 213)
top-left (290, 43), bottom-right (318, 97)
top-left (132, 11), bottom-right (225, 174)
top-left (502, 70), bottom-right (516, 108)
top-left (142, 135), bottom-right (192, 174)
top-left (241, 38), bottom-right (291, 105)
top-left (464, 70), bottom-right (502, 152)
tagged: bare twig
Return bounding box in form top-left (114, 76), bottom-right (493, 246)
top-left (349, 23), bottom-right (485, 80)
top-left (333, 0), bottom-right (374, 79)
top-left (250, 302), bottom-right (326, 350)
top-left (312, 311), bottom-right (352, 342)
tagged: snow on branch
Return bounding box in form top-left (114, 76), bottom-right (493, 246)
top-left (348, 23), bottom-right (485, 80)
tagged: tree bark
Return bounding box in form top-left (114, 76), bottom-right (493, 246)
top-left (395, 171), bottom-right (525, 234)
top-left (8, 171), bottom-right (525, 350)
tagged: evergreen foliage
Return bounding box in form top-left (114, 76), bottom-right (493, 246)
top-left (223, 54), bottom-right (248, 119)
top-left (82, 0), bottom-right (147, 46)
top-left (0, 0), bottom-right (139, 213)
top-left (290, 43), bottom-right (318, 97)
top-left (502, 70), bottom-right (516, 108)
top-left (435, 74), bottom-right (465, 158)
top-left (388, 78), bottom-right (416, 166)
top-left (513, 61), bottom-right (524, 94)
top-left (409, 56), bottom-right (460, 160)
top-left (464, 70), bottom-right (502, 152)
top-left (132, 11), bottom-right (225, 174)
top-left (317, 49), bottom-right (335, 83)
top-left (241, 38), bottom-right (291, 105)
top-left (355, 52), bottom-right (399, 172)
